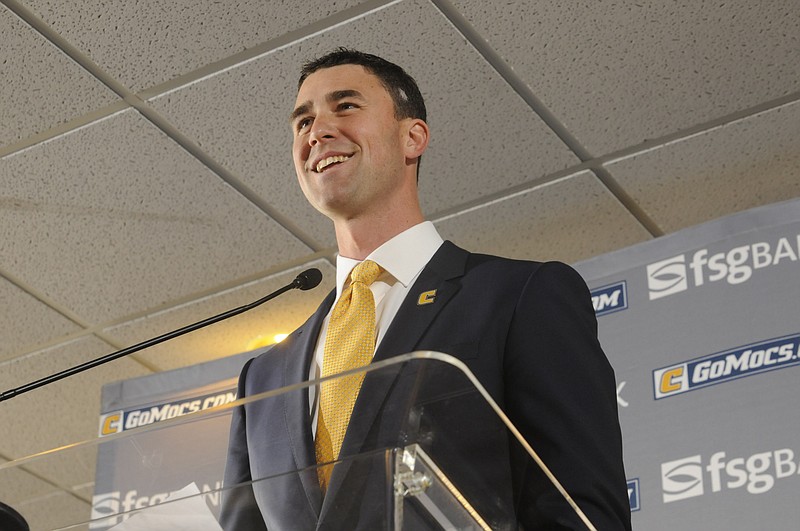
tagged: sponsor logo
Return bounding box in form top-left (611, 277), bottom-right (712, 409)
top-left (591, 281), bottom-right (628, 316)
top-left (90, 491), bottom-right (121, 528)
top-left (661, 447), bottom-right (800, 504)
top-left (647, 255), bottom-right (688, 300)
top-left (661, 455), bottom-right (704, 503)
top-left (98, 390), bottom-right (237, 436)
top-left (90, 482), bottom-right (223, 528)
top-left (653, 333), bottom-right (800, 399)
top-left (99, 411), bottom-right (123, 436)
top-left (627, 478), bottom-right (641, 512)
top-left (646, 234), bottom-right (800, 300)
top-left (616, 381), bottom-right (629, 408)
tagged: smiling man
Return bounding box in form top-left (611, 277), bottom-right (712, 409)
top-left (291, 58), bottom-right (429, 257)
top-left (221, 49), bottom-right (631, 530)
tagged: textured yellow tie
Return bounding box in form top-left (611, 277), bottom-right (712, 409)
top-left (315, 259), bottom-right (382, 491)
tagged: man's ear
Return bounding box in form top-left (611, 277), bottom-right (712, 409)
top-left (403, 119), bottom-right (429, 160)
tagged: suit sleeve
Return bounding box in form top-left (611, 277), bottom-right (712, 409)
top-left (219, 358), bottom-right (269, 531)
top-left (504, 262), bottom-right (631, 530)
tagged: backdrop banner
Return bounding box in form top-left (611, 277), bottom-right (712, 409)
top-left (92, 198), bottom-right (800, 529)
top-left (91, 351), bottom-right (254, 528)
top-left (573, 197), bottom-right (800, 530)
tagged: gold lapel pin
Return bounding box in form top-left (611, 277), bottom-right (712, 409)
top-left (417, 290), bottom-right (437, 305)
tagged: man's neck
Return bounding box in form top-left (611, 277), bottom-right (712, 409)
top-left (334, 212), bottom-right (424, 260)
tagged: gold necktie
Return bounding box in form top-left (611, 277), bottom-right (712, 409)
top-left (315, 259), bottom-right (382, 491)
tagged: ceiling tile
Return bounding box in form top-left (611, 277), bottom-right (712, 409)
top-left (148, 0), bottom-right (579, 247)
top-left (434, 171), bottom-right (652, 264)
top-left (0, 336), bottom-right (152, 487)
top-left (0, 5), bottom-right (117, 149)
top-left (0, 458), bottom-right (61, 506)
top-left (23, 0), bottom-right (367, 92)
top-left (104, 260), bottom-right (336, 371)
top-left (453, 0), bottom-right (800, 154)
top-left (0, 277), bottom-right (80, 363)
top-left (0, 0), bottom-right (795, 512)
top-left (0, 109), bottom-right (311, 324)
top-left (605, 101), bottom-right (800, 233)
top-left (149, 48), bottom-right (337, 248)
top-left (11, 490), bottom-right (90, 531)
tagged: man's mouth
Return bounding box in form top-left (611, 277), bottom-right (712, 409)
top-left (315, 155), bottom-right (351, 173)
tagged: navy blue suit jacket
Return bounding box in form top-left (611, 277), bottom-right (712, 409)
top-left (220, 241), bottom-right (631, 530)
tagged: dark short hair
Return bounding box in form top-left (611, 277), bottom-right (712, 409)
top-left (298, 48), bottom-right (427, 123)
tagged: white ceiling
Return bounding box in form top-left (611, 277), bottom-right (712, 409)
top-left (1, 0), bottom-right (798, 526)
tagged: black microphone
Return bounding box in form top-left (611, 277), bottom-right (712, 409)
top-left (294, 267), bottom-right (322, 291)
top-left (0, 268), bottom-right (323, 403)
top-left (0, 502), bottom-right (28, 531)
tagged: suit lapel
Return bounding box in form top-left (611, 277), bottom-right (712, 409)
top-left (374, 240), bottom-right (468, 363)
top-left (319, 242), bottom-right (470, 521)
top-left (281, 288), bottom-right (335, 518)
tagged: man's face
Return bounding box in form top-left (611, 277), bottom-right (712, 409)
top-left (291, 64), bottom-right (409, 221)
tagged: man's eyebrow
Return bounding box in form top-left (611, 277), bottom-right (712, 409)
top-left (328, 89), bottom-right (363, 102)
top-left (289, 90), bottom-right (365, 123)
top-left (290, 102), bottom-right (309, 123)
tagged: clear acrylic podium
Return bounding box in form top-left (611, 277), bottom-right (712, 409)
top-left (0, 352), bottom-right (596, 530)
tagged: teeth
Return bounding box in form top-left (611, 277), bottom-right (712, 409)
top-left (316, 155), bottom-right (350, 173)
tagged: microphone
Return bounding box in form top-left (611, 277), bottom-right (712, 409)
top-left (0, 502), bottom-right (28, 531)
top-left (294, 267), bottom-right (322, 291)
top-left (0, 268), bottom-right (323, 403)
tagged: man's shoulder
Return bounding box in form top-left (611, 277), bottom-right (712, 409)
top-left (441, 244), bottom-right (591, 299)
top-left (239, 345), bottom-right (282, 385)
top-left (452, 243), bottom-right (578, 279)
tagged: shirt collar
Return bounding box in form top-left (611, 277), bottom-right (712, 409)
top-left (335, 221), bottom-right (444, 297)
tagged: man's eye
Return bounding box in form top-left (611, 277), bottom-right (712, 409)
top-left (339, 102), bottom-right (357, 110)
top-left (297, 118), bottom-right (312, 131)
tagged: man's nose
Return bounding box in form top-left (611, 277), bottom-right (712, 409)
top-left (309, 115), bottom-right (336, 146)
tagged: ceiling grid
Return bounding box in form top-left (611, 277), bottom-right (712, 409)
top-left (0, 1), bottom-right (797, 525)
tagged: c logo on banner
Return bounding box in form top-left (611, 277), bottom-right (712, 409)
top-left (659, 367), bottom-right (684, 395)
top-left (99, 412), bottom-right (122, 436)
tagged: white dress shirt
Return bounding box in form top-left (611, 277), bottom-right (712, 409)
top-left (309, 221), bottom-right (444, 427)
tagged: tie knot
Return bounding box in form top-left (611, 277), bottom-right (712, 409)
top-left (350, 259), bottom-right (381, 286)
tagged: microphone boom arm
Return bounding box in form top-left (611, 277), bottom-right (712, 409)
top-left (0, 268), bottom-right (322, 403)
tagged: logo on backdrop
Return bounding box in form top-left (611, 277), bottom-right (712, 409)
top-left (646, 233), bottom-right (800, 300)
top-left (98, 389), bottom-right (237, 436)
top-left (661, 455), bottom-right (704, 503)
top-left (653, 333), bottom-right (800, 399)
top-left (627, 479), bottom-right (641, 512)
top-left (89, 492), bottom-right (122, 528)
top-left (591, 281), bottom-right (628, 316)
top-left (616, 381), bottom-right (629, 408)
top-left (661, 447), bottom-right (800, 503)
top-left (646, 255), bottom-right (688, 300)
top-left (90, 483), bottom-right (223, 529)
